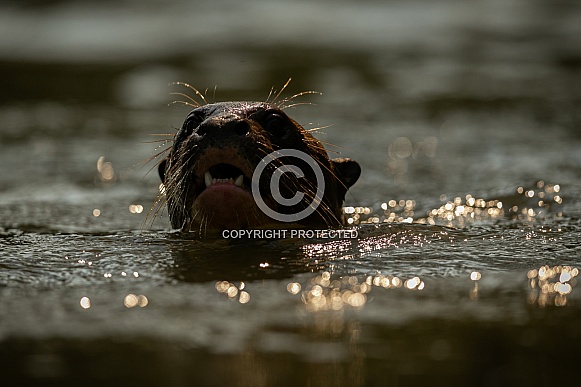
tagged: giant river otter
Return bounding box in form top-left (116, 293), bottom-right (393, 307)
top-left (157, 98), bottom-right (360, 233)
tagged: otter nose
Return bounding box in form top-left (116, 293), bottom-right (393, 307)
top-left (197, 115), bottom-right (250, 138)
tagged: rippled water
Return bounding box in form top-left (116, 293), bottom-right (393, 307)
top-left (1, 0), bottom-right (581, 385)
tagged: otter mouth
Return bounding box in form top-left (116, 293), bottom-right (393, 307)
top-left (191, 147), bottom-right (256, 200)
top-left (185, 147), bottom-right (265, 229)
top-left (203, 163), bottom-right (252, 190)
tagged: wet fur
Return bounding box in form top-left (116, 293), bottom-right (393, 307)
top-left (151, 81), bottom-right (360, 233)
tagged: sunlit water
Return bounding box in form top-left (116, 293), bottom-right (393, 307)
top-left (1, 0), bottom-right (581, 385)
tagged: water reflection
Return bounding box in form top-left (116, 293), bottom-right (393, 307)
top-left (528, 265), bottom-right (578, 307)
top-left (271, 265), bottom-right (579, 316)
top-left (168, 237), bottom-right (324, 282)
top-left (215, 281), bottom-right (251, 304)
top-left (285, 271), bottom-right (425, 312)
top-left (79, 296), bottom-right (91, 309)
top-left (96, 156), bottom-right (116, 184)
top-left (123, 294), bottom-right (149, 308)
top-left (168, 222), bottom-right (457, 283)
top-left (346, 181), bottom-right (564, 227)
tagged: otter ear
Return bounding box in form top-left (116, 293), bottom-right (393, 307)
top-left (331, 158), bottom-right (361, 190)
top-left (158, 159), bottom-right (167, 182)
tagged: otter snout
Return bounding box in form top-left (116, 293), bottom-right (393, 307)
top-left (197, 115), bottom-right (251, 139)
top-left (157, 101), bottom-right (360, 232)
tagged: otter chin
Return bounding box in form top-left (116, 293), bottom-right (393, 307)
top-left (158, 101), bottom-right (360, 233)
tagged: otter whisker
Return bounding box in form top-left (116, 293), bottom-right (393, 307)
top-left (268, 78), bottom-right (292, 104)
top-left (170, 92), bottom-right (202, 107)
top-left (279, 90), bottom-right (322, 105)
top-left (317, 140), bottom-right (353, 152)
top-left (307, 137), bottom-right (356, 157)
top-left (199, 212), bottom-right (210, 237)
top-left (280, 102), bottom-right (317, 110)
top-left (265, 86), bottom-right (276, 104)
top-left (132, 145), bottom-right (172, 174)
top-left (146, 133), bottom-right (176, 139)
top-left (131, 132), bottom-right (176, 184)
top-left (306, 124), bottom-right (333, 133)
top-left (171, 82), bottom-right (209, 106)
top-left (144, 188), bottom-right (169, 229)
top-left (279, 92), bottom-right (322, 110)
top-left (317, 156), bottom-right (355, 195)
top-left (309, 145), bottom-right (342, 156)
top-left (168, 100), bottom-right (199, 108)
top-left (129, 153), bottom-right (173, 230)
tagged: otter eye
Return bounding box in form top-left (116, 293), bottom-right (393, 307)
top-left (176, 112), bottom-right (204, 144)
top-left (265, 113), bottom-right (288, 138)
top-left (184, 114), bottom-right (202, 136)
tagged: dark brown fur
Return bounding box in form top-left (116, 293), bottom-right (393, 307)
top-left (158, 101), bottom-right (360, 233)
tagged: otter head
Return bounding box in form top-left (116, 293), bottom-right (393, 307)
top-left (158, 102), bottom-right (360, 232)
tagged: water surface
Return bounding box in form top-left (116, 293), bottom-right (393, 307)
top-left (1, 0), bottom-right (580, 385)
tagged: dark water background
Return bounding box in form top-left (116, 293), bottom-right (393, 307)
top-left (1, 0), bottom-right (580, 385)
